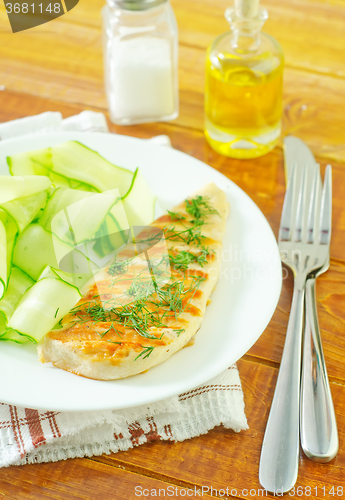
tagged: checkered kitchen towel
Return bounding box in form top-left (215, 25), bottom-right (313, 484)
top-left (0, 111), bottom-right (248, 468)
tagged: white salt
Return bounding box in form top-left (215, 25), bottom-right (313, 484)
top-left (108, 36), bottom-right (175, 122)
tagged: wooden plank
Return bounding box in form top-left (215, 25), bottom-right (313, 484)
top-left (248, 261), bottom-right (345, 383)
top-left (172, 0), bottom-right (345, 78)
top-left (2, 0), bottom-right (344, 80)
top-left (0, 458), bottom-right (214, 499)
top-left (89, 358), bottom-right (345, 498)
top-left (0, 27), bottom-right (344, 163)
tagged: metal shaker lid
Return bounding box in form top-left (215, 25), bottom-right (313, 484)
top-left (107, 0), bottom-right (168, 11)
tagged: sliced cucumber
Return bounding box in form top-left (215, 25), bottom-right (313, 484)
top-left (47, 171), bottom-right (71, 189)
top-left (14, 188), bottom-right (129, 282)
top-left (8, 266), bottom-right (81, 343)
top-left (0, 266), bottom-right (34, 323)
top-left (43, 171), bottom-right (97, 192)
top-left (0, 190), bottom-right (47, 233)
top-left (8, 148), bottom-right (98, 192)
top-left (92, 213), bottom-right (128, 259)
top-left (50, 141), bottom-right (133, 195)
top-left (0, 217), bottom-right (6, 298)
top-left (39, 187), bottom-right (94, 232)
top-left (0, 175), bottom-right (51, 204)
top-left (13, 224), bottom-right (66, 280)
top-left (122, 168), bottom-right (156, 226)
top-left (0, 211), bottom-right (18, 298)
top-left (13, 223), bottom-right (98, 288)
top-left (46, 266), bottom-right (93, 290)
top-left (0, 141), bottom-right (159, 344)
top-left (68, 179), bottom-right (98, 192)
top-left (7, 148), bottom-right (52, 176)
top-left (0, 328), bottom-right (29, 344)
top-left (0, 314), bottom-right (6, 337)
top-left (50, 189), bottom-right (128, 246)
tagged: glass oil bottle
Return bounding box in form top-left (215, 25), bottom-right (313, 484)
top-left (204, 0), bottom-right (284, 159)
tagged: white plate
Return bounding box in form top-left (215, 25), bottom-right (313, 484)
top-left (0, 132), bottom-right (282, 412)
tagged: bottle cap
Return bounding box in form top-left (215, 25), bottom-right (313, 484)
top-left (225, 0), bottom-right (268, 32)
top-left (107, 0), bottom-right (167, 10)
top-left (235, 0), bottom-right (259, 19)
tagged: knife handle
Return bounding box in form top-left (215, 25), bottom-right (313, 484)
top-left (259, 285), bottom-right (304, 494)
top-left (300, 278), bottom-right (338, 462)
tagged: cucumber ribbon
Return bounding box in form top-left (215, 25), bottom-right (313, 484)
top-left (1, 140), bottom-right (157, 344)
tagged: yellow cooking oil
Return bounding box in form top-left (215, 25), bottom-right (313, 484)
top-left (204, 1), bottom-right (284, 159)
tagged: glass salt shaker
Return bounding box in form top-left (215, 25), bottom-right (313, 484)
top-left (102, 0), bottom-right (179, 125)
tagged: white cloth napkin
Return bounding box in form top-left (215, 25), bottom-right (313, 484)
top-left (0, 110), bottom-right (172, 147)
top-left (0, 111), bottom-right (248, 468)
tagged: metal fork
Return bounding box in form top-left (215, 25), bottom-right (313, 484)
top-left (300, 165), bottom-right (338, 462)
top-left (259, 164), bottom-right (330, 494)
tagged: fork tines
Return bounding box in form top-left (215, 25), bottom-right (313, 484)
top-left (279, 164), bottom-right (332, 245)
top-left (319, 165), bottom-right (332, 246)
top-left (278, 163), bottom-right (332, 276)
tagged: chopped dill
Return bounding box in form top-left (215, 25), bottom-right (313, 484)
top-left (71, 275), bottom-right (204, 339)
top-left (97, 322), bottom-right (122, 339)
top-left (108, 259), bottom-right (129, 276)
top-left (165, 223), bottom-right (206, 247)
top-left (185, 195), bottom-right (219, 221)
top-left (70, 197), bottom-right (218, 345)
top-left (134, 345), bottom-right (155, 361)
top-left (127, 275), bottom-right (155, 299)
top-left (169, 248), bottom-right (209, 270)
top-left (173, 328), bottom-right (185, 337)
top-left (168, 210), bottom-right (186, 221)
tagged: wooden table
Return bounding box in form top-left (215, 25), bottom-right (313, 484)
top-left (0, 0), bottom-right (344, 498)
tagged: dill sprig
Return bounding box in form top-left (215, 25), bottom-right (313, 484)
top-left (168, 210), bottom-right (186, 221)
top-left (155, 275), bottom-right (205, 320)
top-left (127, 277), bottom-right (155, 299)
top-left (70, 196), bottom-right (217, 350)
top-left (185, 195), bottom-right (219, 221)
top-left (164, 222), bottom-right (206, 247)
top-left (173, 328), bottom-right (185, 337)
top-left (71, 275), bottom-right (204, 340)
top-left (169, 248), bottom-right (209, 270)
top-left (108, 259), bottom-right (129, 277)
top-left (134, 345), bottom-right (155, 361)
top-left (165, 196), bottom-right (218, 246)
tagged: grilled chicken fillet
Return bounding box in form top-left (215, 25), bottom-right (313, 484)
top-left (38, 183), bottom-right (229, 379)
